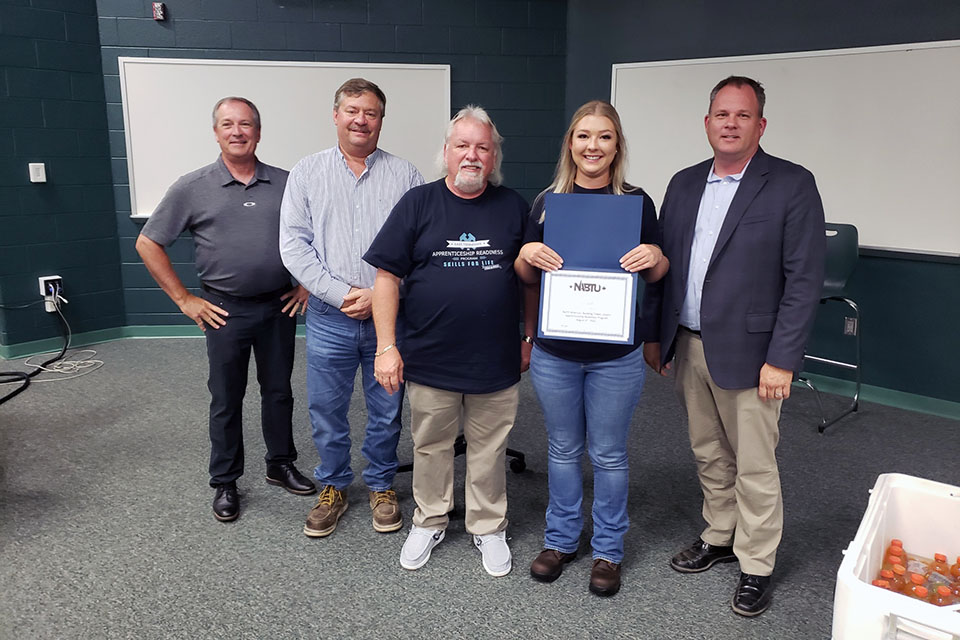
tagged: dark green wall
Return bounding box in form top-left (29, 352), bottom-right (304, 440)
top-left (97, 0), bottom-right (567, 326)
top-left (805, 254), bottom-right (960, 403)
top-left (2, 0), bottom-right (957, 406)
top-left (0, 0), bottom-right (123, 345)
top-left (565, 0), bottom-right (960, 405)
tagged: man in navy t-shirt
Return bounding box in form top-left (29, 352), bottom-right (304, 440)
top-left (364, 106), bottom-right (528, 578)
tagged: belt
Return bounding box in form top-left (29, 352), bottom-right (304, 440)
top-left (201, 283), bottom-right (289, 304)
top-left (679, 325), bottom-right (701, 336)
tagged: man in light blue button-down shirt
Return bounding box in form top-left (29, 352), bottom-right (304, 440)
top-left (280, 78), bottom-right (424, 540)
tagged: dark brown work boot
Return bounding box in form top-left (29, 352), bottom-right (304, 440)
top-left (589, 559), bottom-right (621, 597)
top-left (530, 549), bottom-right (577, 583)
top-left (303, 485), bottom-right (347, 537)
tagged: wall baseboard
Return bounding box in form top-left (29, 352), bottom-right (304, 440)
top-left (796, 373), bottom-right (960, 422)
top-left (2, 328), bottom-right (956, 422)
top-left (0, 324), bottom-right (308, 360)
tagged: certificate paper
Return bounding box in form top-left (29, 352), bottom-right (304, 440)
top-left (540, 269), bottom-right (637, 344)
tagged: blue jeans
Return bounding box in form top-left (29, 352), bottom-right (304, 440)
top-left (529, 344), bottom-right (646, 564)
top-left (305, 297), bottom-right (403, 492)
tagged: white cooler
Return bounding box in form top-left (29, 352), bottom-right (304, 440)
top-left (833, 473), bottom-right (960, 639)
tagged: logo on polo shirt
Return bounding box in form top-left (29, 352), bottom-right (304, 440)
top-left (243, 201), bottom-right (256, 207)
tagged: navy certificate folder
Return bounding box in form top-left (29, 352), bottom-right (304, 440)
top-left (542, 193), bottom-right (643, 270)
top-left (538, 193), bottom-right (643, 344)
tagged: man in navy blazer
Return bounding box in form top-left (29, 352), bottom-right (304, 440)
top-left (642, 76), bottom-right (825, 617)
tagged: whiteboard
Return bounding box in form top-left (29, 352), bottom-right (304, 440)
top-left (611, 41), bottom-right (960, 256)
top-left (119, 58), bottom-right (450, 218)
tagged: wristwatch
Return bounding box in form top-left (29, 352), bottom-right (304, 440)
top-left (521, 335), bottom-right (534, 344)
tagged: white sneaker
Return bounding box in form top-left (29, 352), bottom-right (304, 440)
top-left (399, 525), bottom-right (445, 570)
top-left (473, 530), bottom-right (512, 577)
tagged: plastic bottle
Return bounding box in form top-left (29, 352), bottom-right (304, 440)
top-left (927, 571), bottom-right (952, 591)
top-left (884, 538), bottom-right (904, 560)
top-left (928, 553), bottom-right (951, 577)
top-left (950, 556), bottom-right (960, 581)
top-left (891, 564), bottom-right (909, 593)
top-left (930, 585), bottom-right (955, 606)
top-left (885, 546), bottom-right (908, 569)
top-left (906, 583), bottom-right (929, 602)
top-left (884, 554), bottom-right (908, 571)
top-left (905, 572), bottom-right (928, 600)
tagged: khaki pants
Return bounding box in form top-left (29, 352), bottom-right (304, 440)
top-left (674, 330), bottom-right (783, 576)
top-left (406, 381), bottom-right (519, 536)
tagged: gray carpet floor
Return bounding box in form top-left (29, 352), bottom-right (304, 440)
top-left (1, 337), bottom-right (957, 639)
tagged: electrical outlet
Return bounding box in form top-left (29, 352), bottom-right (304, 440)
top-left (38, 275), bottom-right (63, 313)
top-left (844, 316), bottom-right (858, 336)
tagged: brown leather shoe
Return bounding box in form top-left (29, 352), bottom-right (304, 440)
top-left (369, 489), bottom-right (402, 533)
top-left (530, 549), bottom-right (577, 583)
top-left (589, 559), bottom-right (621, 597)
top-left (303, 485), bottom-right (347, 537)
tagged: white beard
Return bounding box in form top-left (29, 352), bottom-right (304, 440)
top-left (454, 168), bottom-right (486, 194)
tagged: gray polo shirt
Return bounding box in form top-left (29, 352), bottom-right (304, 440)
top-left (142, 156), bottom-right (291, 297)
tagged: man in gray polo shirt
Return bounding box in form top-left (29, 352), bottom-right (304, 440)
top-left (136, 96), bottom-right (315, 523)
top-left (280, 78), bottom-right (423, 539)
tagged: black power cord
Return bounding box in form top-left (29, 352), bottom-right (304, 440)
top-left (0, 294), bottom-right (71, 406)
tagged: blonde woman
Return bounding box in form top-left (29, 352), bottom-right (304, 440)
top-left (514, 101), bottom-right (668, 597)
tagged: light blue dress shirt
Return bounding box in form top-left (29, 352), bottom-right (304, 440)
top-left (678, 162), bottom-right (749, 330)
top-left (279, 146), bottom-right (424, 308)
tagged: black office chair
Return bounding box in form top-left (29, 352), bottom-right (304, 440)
top-left (800, 223), bottom-right (861, 433)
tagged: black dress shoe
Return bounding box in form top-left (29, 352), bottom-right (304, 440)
top-left (266, 463), bottom-right (316, 495)
top-left (213, 482), bottom-right (239, 522)
top-left (669, 538), bottom-right (737, 573)
top-left (732, 572), bottom-right (773, 617)
top-left (530, 549), bottom-right (577, 583)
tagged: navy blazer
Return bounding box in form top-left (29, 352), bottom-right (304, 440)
top-left (642, 148), bottom-right (826, 390)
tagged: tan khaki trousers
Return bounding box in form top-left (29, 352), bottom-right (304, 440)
top-left (674, 330), bottom-right (783, 576)
top-left (406, 381), bottom-right (519, 535)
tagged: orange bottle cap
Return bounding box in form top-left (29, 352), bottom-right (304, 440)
top-left (893, 564), bottom-right (906, 575)
top-left (910, 573), bottom-right (925, 584)
top-left (872, 579), bottom-right (889, 588)
top-left (937, 586), bottom-right (951, 596)
top-left (934, 553), bottom-right (947, 562)
top-left (888, 555), bottom-right (902, 565)
top-left (890, 539), bottom-right (903, 547)
top-left (880, 569), bottom-right (894, 579)
top-left (915, 585), bottom-right (928, 597)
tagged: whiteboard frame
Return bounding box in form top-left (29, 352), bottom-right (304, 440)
top-left (611, 40), bottom-right (960, 257)
top-left (118, 58), bottom-right (451, 219)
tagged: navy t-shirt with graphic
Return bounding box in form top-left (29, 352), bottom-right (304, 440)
top-left (363, 178), bottom-right (529, 394)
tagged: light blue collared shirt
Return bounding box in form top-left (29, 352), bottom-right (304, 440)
top-left (279, 146), bottom-right (424, 308)
top-left (678, 162), bottom-right (749, 330)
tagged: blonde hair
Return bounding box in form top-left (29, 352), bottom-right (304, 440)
top-left (548, 100), bottom-right (631, 195)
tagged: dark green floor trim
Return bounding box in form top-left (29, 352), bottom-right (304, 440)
top-left (1, 324), bottom-right (306, 360)
top-left (797, 373), bottom-right (960, 422)
top-left (3, 328), bottom-right (956, 421)
top-left (0, 327), bottom-right (129, 360)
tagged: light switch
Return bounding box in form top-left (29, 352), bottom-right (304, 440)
top-left (28, 163), bottom-right (46, 183)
